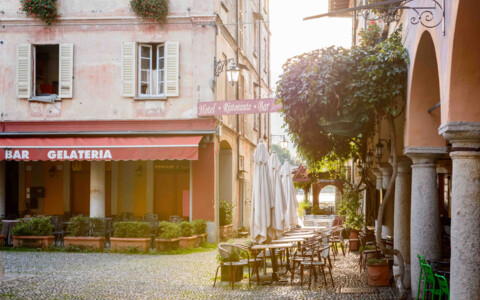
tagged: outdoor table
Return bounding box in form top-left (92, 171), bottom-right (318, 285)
top-left (1, 219), bottom-right (20, 246)
top-left (251, 243), bottom-right (294, 282)
top-left (282, 234), bottom-right (315, 239)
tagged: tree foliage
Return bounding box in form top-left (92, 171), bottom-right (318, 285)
top-left (271, 144), bottom-right (294, 165)
top-left (276, 28), bottom-right (408, 165)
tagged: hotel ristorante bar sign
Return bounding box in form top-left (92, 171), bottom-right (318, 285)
top-left (197, 98), bottom-right (281, 116)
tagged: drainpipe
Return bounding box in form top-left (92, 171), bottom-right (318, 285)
top-left (236, 0), bottom-right (241, 228)
top-left (257, 2), bottom-right (262, 143)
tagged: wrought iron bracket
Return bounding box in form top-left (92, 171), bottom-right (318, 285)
top-left (305, 0), bottom-right (446, 35)
top-left (214, 57), bottom-right (235, 78)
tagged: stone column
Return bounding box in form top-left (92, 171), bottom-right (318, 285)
top-left (405, 147), bottom-right (445, 298)
top-left (372, 168), bottom-right (383, 190)
top-left (90, 161), bottom-right (105, 218)
top-left (393, 157), bottom-right (412, 289)
top-left (379, 163), bottom-right (394, 238)
top-left (0, 161), bottom-right (5, 216)
top-left (440, 122), bottom-right (480, 300)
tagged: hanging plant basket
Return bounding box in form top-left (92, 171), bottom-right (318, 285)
top-left (21, 0), bottom-right (60, 25)
top-left (130, 0), bottom-right (169, 24)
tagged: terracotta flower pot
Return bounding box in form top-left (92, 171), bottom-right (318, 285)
top-left (64, 236), bottom-right (105, 251)
top-left (13, 236), bottom-right (54, 249)
top-left (110, 237), bottom-right (150, 253)
top-left (178, 236), bottom-right (196, 249)
top-left (367, 262), bottom-right (390, 286)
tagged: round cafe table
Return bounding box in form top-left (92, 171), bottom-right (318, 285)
top-left (251, 243), bottom-right (294, 283)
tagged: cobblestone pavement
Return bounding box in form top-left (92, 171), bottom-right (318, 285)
top-left (0, 246), bottom-right (399, 299)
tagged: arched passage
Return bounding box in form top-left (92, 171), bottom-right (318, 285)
top-left (406, 31), bottom-right (444, 147)
top-left (447, 1), bottom-right (480, 122)
top-left (219, 141), bottom-right (233, 205)
top-left (312, 180), bottom-right (343, 214)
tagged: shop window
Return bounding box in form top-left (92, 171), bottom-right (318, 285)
top-left (16, 43), bottom-right (73, 100)
top-left (121, 42), bottom-right (179, 99)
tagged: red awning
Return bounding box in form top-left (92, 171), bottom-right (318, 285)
top-left (0, 136), bottom-right (203, 161)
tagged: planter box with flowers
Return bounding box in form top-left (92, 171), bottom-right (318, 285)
top-left (20, 0), bottom-right (61, 25)
top-left (178, 222), bottom-right (196, 249)
top-left (192, 219), bottom-right (208, 247)
top-left (64, 215), bottom-right (105, 251)
top-left (130, 0), bottom-right (169, 24)
top-left (111, 222), bottom-right (151, 253)
top-left (11, 217), bottom-right (54, 249)
top-left (155, 221), bottom-right (180, 251)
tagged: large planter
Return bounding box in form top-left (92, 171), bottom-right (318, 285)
top-left (219, 224), bottom-right (233, 241)
top-left (367, 262), bottom-right (390, 286)
top-left (348, 229), bottom-right (360, 251)
top-left (178, 236), bottom-right (196, 249)
top-left (195, 233), bottom-right (208, 247)
top-left (64, 237), bottom-right (105, 251)
top-left (110, 237), bottom-right (150, 253)
top-left (155, 238), bottom-right (179, 251)
top-left (13, 236), bottom-right (54, 249)
top-left (221, 265), bottom-right (243, 282)
top-left (0, 235), bottom-right (4, 248)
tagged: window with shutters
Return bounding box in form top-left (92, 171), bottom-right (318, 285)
top-left (122, 41), bottom-right (179, 99)
top-left (16, 43), bottom-right (73, 101)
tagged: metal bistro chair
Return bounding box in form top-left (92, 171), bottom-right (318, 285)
top-left (435, 273), bottom-right (450, 300)
top-left (169, 215), bottom-right (184, 224)
top-left (213, 243), bottom-right (251, 290)
top-left (234, 243), bottom-right (262, 285)
top-left (144, 214), bottom-right (159, 248)
top-left (417, 255), bottom-right (427, 300)
top-left (50, 216), bottom-right (66, 247)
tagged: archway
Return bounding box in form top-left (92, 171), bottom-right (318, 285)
top-left (406, 31), bottom-right (444, 147)
top-left (219, 140), bottom-right (233, 208)
top-left (446, 1), bottom-right (480, 122)
top-left (312, 180), bottom-right (344, 214)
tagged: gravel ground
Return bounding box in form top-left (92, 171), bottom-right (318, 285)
top-left (0, 245), bottom-right (399, 300)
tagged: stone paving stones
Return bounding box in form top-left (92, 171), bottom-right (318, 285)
top-left (0, 246), bottom-right (399, 299)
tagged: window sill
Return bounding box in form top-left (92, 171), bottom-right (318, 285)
top-left (134, 96), bottom-right (167, 101)
top-left (28, 95), bottom-right (61, 103)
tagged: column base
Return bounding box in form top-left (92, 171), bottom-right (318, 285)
top-left (393, 264), bottom-right (411, 290)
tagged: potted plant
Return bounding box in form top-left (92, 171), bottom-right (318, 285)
top-left (367, 258), bottom-right (390, 286)
top-left (20, 0), bottom-right (61, 25)
top-left (219, 201), bottom-right (233, 240)
top-left (12, 217), bottom-right (54, 249)
top-left (178, 222), bottom-right (196, 249)
top-left (338, 187), bottom-right (365, 251)
top-left (155, 221), bottom-right (180, 251)
top-left (217, 249), bottom-right (243, 282)
top-left (64, 215), bottom-right (105, 251)
top-left (192, 219), bottom-right (207, 247)
top-left (130, 0), bottom-right (169, 24)
top-left (111, 222), bottom-right (151, 253)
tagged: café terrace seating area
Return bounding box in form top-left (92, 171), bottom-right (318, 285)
top-left (212, 216), bottom-right (450, 299)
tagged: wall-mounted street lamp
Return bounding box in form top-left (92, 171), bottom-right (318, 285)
top-left (214, 57), bottom-right (240, 86)
top-left (375, 139), bottom-right (391, 163)
top-left (271, 134), bottom-right (288, 150)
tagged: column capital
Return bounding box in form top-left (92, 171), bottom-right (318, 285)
top-left (439, 121), bottom-right (480, 148)
top-left (404, 146), bottom-right (447, 165)
top-left (397, 156), bottom-right (412, 174)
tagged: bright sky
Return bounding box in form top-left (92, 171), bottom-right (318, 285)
top-left (269, 0), bottom-right (352, 158)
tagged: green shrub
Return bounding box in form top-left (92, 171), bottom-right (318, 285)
top-left (192, 219), bottom-right (207, 235)
top-left (219, 201), bottom-right (233, 226)
top-left (338, 186), bottom-right (365, 231)
top-left (89, 217), bottom-right (106, 237)
top-left (113, 222), bottom-right (150, 238)
top-left (12, 217), bottom-right (53, 236)
top-left (67, 215), bottom-right (90, 237)
top-left (157, 221), bottom-right (180, 239)
top-left (178, 222), bottom-right (194, 237)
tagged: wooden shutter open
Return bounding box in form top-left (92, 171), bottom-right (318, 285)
top-left (121, 42), bottom-right (136, 97)
top-left (59, 43), bottom-right (74, 98)
top-left (16, 44), bottom-right (32, 98)
top-left (165, 42), bottom-right (179, 97)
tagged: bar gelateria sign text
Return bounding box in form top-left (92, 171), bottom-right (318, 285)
top-left (197, 98), bottom-right (281, 116)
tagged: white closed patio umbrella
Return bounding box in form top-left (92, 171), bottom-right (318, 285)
top-left (281, 161), bottom-right (299, 230)
top-left (250, 141), bottom-right (274, 243)
top-left (269, 152), bottom-right (286, 235)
